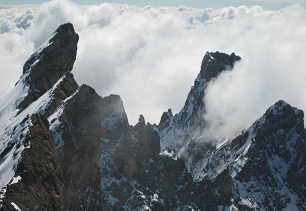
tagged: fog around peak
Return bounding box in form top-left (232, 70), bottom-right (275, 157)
top-left (0, 1), bottom-right (305, 138)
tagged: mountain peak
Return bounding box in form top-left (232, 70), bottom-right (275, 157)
top-left (266, 100), bottom-right (298, 115)
top-left (158, 108), bottom-right (173, 131)
top-left (18, 23), bottom-right (79, 111)
top-left (23, 22), bottom-right (78, 75)
top-left (158, 51), bottom-right (241, 154)
top-left (256, 100), bottom-right (304, 133)
top-left (199, 51), bottom-right (241, 82)
top-left (138, 114), bottom-right (145, 126)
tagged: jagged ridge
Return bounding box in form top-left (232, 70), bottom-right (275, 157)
top-left (0, 22), bottom-right (305, 211)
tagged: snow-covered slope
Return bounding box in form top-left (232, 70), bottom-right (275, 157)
top-left (0, 23), bottom-right (76, 189)
top-left (0, 73), bottom-right (73, 191)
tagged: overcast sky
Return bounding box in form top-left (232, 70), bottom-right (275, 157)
top-left (1, 0), bottom-right (306, 10)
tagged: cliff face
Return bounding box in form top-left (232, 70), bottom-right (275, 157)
top-left (1, 114), bottom-right (65, 211)
top-left (0, 23), bottom-right (79, 211)
top-left (19, 23), bottom-right (79, 112)
top-left (158, 51), bottom-right (241, 177)
top-left (191, 101), bottom-right (306, 210)
top-left (0, 23), bottom-right (305, 211)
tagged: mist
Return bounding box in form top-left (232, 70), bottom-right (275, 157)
top-left (0, 1), bottom-right (305, 140)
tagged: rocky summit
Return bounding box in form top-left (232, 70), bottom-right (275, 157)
top-left (0, 23), bottom-right (305, 211)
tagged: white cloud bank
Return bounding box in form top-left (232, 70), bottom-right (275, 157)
top-left (0, 1), bottom-right (305, 140)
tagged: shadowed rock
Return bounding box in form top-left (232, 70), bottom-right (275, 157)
top-left (18, 23), bottom-right (79, 111)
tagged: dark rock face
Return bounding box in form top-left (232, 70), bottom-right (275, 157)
top-left (157, 150), bottom-right (193, 210)
top-left (1, 114), bottom-right (65, 211)
top-left (49, 89), bottom-right (192, 210)
top-left (49, 84), bottom-right (139, 210)
top-left (228, 100), bottom-right (306, 210)
top-left (200, 51), bottom-right (241, 81)
top-left (18, 23), bottom-right (79, 112)
top-left (131, 115), bottom-right (160, 167)
top-left (158, 109), bottom-right (173, 131)
top-left (129, 118), bottom-right (195, 210)
top-left (193, 168), bottom-right (232, 211)
top-left (38, 72), bottom-right (79, 119)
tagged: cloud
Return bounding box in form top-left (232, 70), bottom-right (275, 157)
top-left (203, 5), bottom-right (306, 139)
top-left (0, 1), bottom-right (305, 136)
top-left (0, 6), bottom-right (36, 98)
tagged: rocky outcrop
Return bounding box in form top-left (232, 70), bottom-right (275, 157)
top-left (38, 72), bottom-right (78, 119)
top-left (199, 51), bottom-right (240, 81)
top-left (158, 149), bottom-right (193, 210)
top-left (158, 51), bottom-right (241, 176)
top-left (1, 114), bottom-right (65, 211)
top-left (159, 52), bottom-right (240, 135)
top-left (0, 23), bottom-right (79, 210)
top-left (131, 115), bottom-right (160, 175)
top-left (189, 100), bottom-right (306, 210)
top-left (193, 168), bottom-right (232, 211)
top-left (229, 100), bottom-right (306, 210)
top-left (18, 23), bottom-right (79, 112)
top-left (49, 84), bottom-right (142, 210)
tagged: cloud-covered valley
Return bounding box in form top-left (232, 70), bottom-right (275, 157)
top-left (0, 0), bottom-right (305, 140)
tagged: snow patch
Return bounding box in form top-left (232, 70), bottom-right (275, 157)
top-left (11, 202), bottom-right (21, 211)
top-left (160, 149), bottom-right (178, 160)
top-left (9, 176), bottom-right (21, 185)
